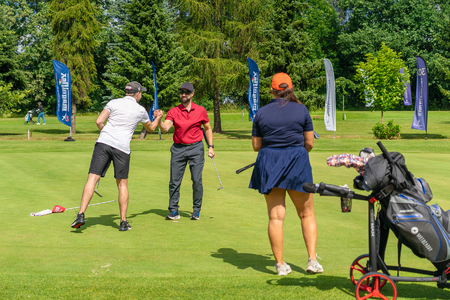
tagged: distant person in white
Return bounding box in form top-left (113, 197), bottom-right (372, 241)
top-left (71, 81), bottom-right (162, 231)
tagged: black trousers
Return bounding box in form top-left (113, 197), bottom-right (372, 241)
top-left (168, 141), bottom-right (204, 212)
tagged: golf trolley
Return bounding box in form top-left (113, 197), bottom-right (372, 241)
top-left (303, 141), bottom-right (450, 300)
top-left (24, 108), bottom-right (39, 125)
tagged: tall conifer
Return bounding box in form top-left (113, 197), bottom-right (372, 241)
top-left (175, 0), bottom-right (266, 133)
top-left (103, 0), bottom-right (187, 120)
top-left (49, 0), bottom-right (101, 133)
top-left (258, 0), bottom-right (326, 110)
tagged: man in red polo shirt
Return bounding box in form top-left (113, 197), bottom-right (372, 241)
top-left (158, 82), bottom-right (215, 220)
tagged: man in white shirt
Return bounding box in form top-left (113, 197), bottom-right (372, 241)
top-left (71, 81), bottom-right (162, 231)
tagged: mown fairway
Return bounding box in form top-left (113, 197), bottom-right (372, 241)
top-left (1, 111), bottom-right (450, 299)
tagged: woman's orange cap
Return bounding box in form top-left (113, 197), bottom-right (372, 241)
top-left (271, 72), bottom-right (293, 90)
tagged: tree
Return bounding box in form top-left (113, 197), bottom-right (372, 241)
top-left (335, 77), bottom-right (355, 119)
top-left (0, 3), bottom-right (29, 114)
top-left (433, 10), bottom-right (450, 102)
top-left (0, 4), bottom-right (28, 91)
top-left (102, 0), bottom-right (188, 138)
top-left (103, 0), bottom-right (187, 112)
top-left (355, 43), bottom-right (409, 124)
top-left (21, 2), bottom-right (55, 112)
top-left (49, 0), bottom-right (101, 133)
top-left (0, 81), bottom-right (27, 115)
top-left (258, 0), bottom-right (337, 110)
top-left (337, 0), bottom-right (450, 109)
top-left (175, 0), bottom-right (266, 133)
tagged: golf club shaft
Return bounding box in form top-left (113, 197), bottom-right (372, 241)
top-left (236, 162), bottom-right (255, 174)
top-left (65, 199), bottom-right (116, 210)
top-left (211, 157), bottom-right (223, 188)
top-left (95, 179), bottom-right (103, 197)
top-left (201, 128), bottom-right (221, 188)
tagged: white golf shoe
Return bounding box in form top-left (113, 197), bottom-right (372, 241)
top-left (275, 262), bottom-right (292, 276)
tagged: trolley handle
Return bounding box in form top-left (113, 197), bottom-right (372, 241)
top-left (303, 182), bottom-right (350, 196)
top-left (377, 141), bottom-right (394, 165)
top-left (303, 182), bottom-right (371, 201)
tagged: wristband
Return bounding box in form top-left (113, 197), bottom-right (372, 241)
top-left (208, 145), bottom-right (214, 148)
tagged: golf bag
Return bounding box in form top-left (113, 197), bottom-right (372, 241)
top-left (24, 109), bottom-right (38, 123)
top-left (355, 151), bottom-right (450, 268)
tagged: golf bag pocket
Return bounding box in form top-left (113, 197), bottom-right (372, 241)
top-left (414, 177), bottom-right (433, 203)
top-left (387, 193), bottom-right (450, 263)
top-left (430, 204), bottom-right (450, 233)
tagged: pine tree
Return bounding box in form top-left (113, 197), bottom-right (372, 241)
top-left (175, 0), bottom-right (266, 133)
top-left (21, 2), bottom-right (55, 111)
top-left (49, 0), bottom-right (101, 133)
top-left (258, 0), bottom-right (327, 111)
top-left (103, 0), bottom-right (187, 114)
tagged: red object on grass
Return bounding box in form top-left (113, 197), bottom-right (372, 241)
top-left (52, 205), bottom-right (66, 213)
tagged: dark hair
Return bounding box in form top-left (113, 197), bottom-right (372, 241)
top-left (271, 83), bottom-right (302, 104)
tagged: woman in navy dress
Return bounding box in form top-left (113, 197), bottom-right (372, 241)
top-left (249, 72), bottom-right (323, 275)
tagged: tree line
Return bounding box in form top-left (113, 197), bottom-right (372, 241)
top-left (1, 0), bottom-right (450, 133)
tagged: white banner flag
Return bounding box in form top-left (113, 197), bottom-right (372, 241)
top-left (324, 59), bottom-right (336, 132)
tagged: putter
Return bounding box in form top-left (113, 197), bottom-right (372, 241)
top-left (94, 180), bottom-right (103, 197)
top-left (210, 154), bottom-right (223, 190)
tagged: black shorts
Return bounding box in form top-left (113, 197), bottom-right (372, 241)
top-left (88, 143), bottom-right (130, 179)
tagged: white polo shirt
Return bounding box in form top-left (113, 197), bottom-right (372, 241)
top-left (97, 96), bottom-right (150, 154)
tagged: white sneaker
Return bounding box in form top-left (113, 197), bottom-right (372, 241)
top-left (43, 123), bottom-right (46, 125)
top-left (36, 123), bottom-right (40, 125)
top-left (275, 262), bottom-right (292, 276)
top-left (306, 257), bottom-right (323, 274)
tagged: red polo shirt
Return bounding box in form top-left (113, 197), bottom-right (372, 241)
top-left (165, 102), bottom-right (209, 144)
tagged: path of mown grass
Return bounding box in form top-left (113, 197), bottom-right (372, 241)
top-left (1, 111), bottom-right (450, 299)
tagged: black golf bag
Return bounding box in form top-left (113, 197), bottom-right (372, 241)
top-left (354, 151), bottom-right (450, 271)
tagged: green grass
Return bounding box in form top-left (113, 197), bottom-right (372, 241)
top-left (1, 111), bottom-right (450, 299)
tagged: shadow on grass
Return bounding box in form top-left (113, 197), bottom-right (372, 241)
top-left (0, 133), bottom-right (22, 136)
top-left (268, 274), bottom-right (450, 299)
top-left (70, 208), bottom-right (177, 232)
top-left (136, 208), bottom-right (192, 219)
top-left (221, 130), bottom-right (252, 140)
top-left (267, 275), bottom-right (353, 296)
top-left (401, 133), bottom-right (447, 139)
top-left (211, 248), bottom-right (275, 274)
top-left (31, 128), bottom-right (99, 134)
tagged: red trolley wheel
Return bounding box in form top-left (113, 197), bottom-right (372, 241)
top-left (355, 272), bottom-right (397, 300)
top-left (350, 254), bottom-right (387, 291)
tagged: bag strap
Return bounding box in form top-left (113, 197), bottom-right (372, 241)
top-left (375, 184), bottom-right (395, 200)
top-left (397, 239), bottom-right (402, 277)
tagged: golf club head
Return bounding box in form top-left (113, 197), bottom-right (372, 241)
top-left (218, 186), bottom-right (223, 190)
top-left (95, 180), bottom-right (103, 197)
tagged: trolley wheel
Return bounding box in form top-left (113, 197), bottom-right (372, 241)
top-left (355, 272), bottom-right (397, 300)
top-left (350, 254), bottom-right (387, 291)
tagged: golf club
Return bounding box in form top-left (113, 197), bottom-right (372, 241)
top-left (64, 199), bottom-right (115, 210)
top-left (236, 162), bottom-right (255, 174)
top-left (202, 128), bottom-right (223, 190)
top-left (94, 179), bottom-right (103, 197)
top-left (209, 153), bottom-right (223, 190)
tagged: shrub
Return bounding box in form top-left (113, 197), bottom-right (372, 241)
top-left (372, 120), bottom-right (401, 139)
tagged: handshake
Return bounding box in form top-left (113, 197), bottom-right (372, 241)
top-left (153, 109), bottom-right (164, 119)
